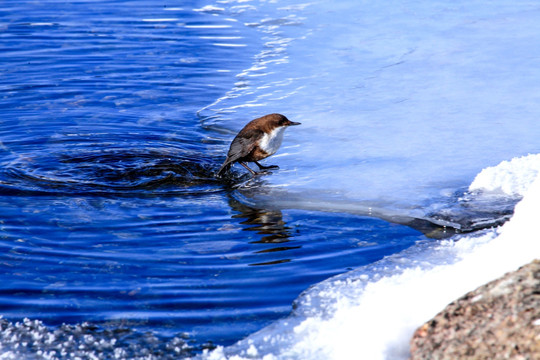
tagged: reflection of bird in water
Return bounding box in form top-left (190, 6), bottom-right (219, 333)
top-left (229, 199), bottom-right (301, 266)
top-left (229, 197), bottom-right (293, 244)
top-left (217, 113), bottom-right (300, 177)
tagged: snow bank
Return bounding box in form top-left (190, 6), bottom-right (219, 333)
top-left (469, 153), bottom-right (540, 196)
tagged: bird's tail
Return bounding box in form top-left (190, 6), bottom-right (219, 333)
top-left (216, 161), bottom-right (231, 178)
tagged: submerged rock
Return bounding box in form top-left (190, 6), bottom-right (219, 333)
top-left (409, 259), bottom-right (540, 360)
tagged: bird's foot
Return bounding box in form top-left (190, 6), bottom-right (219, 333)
top-left (253, 170), bottom-right (273, 176)
top-left (257, 164), bottom-right (279, 170)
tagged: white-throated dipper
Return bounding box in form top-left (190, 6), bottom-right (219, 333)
top-left (216, 113), bottom-right (300, 177)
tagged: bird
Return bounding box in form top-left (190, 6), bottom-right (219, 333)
top-left (216, 113), bottom-right (300, 177)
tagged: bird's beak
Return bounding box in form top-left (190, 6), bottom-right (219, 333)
top-left (288, 121), bottom-right (301, 126)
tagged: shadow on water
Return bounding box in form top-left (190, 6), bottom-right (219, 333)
top-left (228, 174), bottom-right (515, 239)
top-left (227, 175), bottom-right (459, 240)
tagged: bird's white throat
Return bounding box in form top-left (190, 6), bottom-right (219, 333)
top-left (259, 126), bottom-right (286, 155)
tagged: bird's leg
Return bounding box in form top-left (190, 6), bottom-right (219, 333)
top-left (240, 162), bottom-right (258, 176)
top-left (255, 161), bottom-right (279, 170)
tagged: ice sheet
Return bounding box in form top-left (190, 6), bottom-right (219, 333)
top-left (202, 0), bottom-right (540, 219)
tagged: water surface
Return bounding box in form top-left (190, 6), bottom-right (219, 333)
top-left (0, 1), bottom-right (435, 357)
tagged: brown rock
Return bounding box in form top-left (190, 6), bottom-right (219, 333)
top-left (410, 259), bottom-right (540, 360)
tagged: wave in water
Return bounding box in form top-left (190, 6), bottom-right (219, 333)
top-left (0, 149), bottom-right (224, 196)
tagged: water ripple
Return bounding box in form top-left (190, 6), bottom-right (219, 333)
top-left (0, 151), bottom-right (222, 196)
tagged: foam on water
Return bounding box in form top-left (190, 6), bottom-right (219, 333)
top-left (199, 154), bottom-right (540, 359)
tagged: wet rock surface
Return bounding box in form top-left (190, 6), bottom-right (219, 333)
top-left (410, 259), bottom-right (540, 360)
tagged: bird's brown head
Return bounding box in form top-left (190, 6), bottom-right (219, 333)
top-left (259, 113), bottom-right (301, 132)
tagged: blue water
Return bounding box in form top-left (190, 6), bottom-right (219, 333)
top-left (0, 1), bottom-right (436, 357)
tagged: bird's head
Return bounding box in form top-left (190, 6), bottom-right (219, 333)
top-left (266, 113), bottom-right (301, 130)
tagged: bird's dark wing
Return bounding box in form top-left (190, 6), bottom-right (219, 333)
top-left (216, 129), bottom-right (263, 177)
top-left (226, 129), bottom-right (263, 163)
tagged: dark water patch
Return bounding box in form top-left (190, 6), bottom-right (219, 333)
top-left (0, 150), bottom-right (222, 196)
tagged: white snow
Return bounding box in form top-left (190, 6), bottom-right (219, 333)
top-left (469, 153), bottom-right (540, 196)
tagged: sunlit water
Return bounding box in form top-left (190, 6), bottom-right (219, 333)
top-left (2, 0), bottom-right (540, 359)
